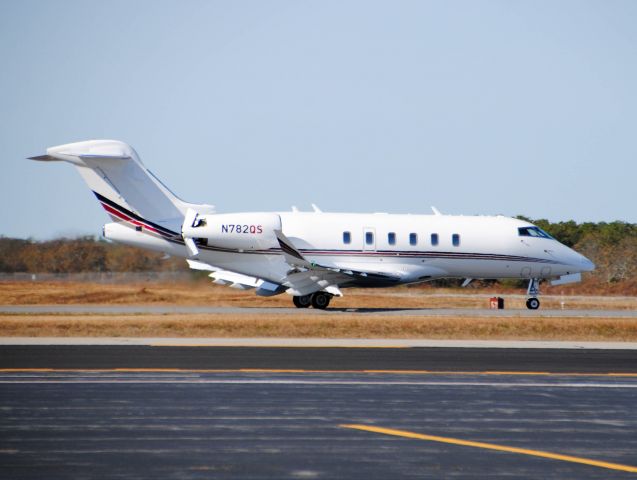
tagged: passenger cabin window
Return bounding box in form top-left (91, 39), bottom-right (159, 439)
top-left (343, 231), bottom-right (351, 244)
top-left (409, 233), bottom-right (418, 246)
top-left (431, 233), bottom-right (439, 246)
top-left (388, 232), bottom-right (396, 245)
top-left (518, 226), bottom-right (553, 239)
top-left (452, 233), bottom-right (460, 247)
top-left (365, 232), bottom-right (374, 245)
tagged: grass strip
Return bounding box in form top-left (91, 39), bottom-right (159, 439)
top-left (1, 314), bottom-right (636, 341)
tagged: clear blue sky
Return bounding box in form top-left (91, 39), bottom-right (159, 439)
top-left (2, 0), bottom-right (636, 239)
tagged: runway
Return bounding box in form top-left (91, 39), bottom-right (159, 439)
top-left (3, 304), bottom-right (636, 317)
top-left (1, 370), bottom-right (636, 479)
top-left (2, 342), bottom-right (636, 478)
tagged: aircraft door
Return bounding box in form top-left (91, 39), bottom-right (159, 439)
top-left (363, 227), bottom-right (376, 251)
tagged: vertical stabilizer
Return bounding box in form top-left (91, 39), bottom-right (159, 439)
top-left (30, 140), bottom-right (212, 234)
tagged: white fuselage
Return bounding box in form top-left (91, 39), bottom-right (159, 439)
top-left (155, 211), bottom-right (593, 287)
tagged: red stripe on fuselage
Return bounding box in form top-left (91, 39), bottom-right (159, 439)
top-left (100, 202), bottom-right (162, 235)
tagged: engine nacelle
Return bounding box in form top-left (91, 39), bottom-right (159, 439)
top-left (103, 222), bottom-right (186, 256)
top-left (182, 212), bottom-right (282, 251)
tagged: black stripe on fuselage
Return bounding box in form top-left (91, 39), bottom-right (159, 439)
top-left (195, 243), bottom-right (558, 264)
top-left (92, 191), bottom-right (180, 238)
top-left (92, 193), bottom-right (559, 265)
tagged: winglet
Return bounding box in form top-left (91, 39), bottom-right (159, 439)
top-left (274, 230), bottom-right (311, 267)
top-left (186, 259), bottom-right (215, 271)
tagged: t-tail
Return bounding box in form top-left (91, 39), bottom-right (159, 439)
top-left (29, 139), bottom-right (212, 253)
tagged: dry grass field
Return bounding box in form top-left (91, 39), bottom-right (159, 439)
top-left (1, 281), bottom-right (636, 310)
top-left (1, 281), bottom-right (635, 340)
top-left (1, 313), bottom-right (636, 341)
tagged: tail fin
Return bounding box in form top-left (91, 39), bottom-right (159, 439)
top-left (29, 140), bottom-right (212, 234)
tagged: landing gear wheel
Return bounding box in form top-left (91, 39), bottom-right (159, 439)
top-left (526, 298), bottom-right (540, 310)
top-left (310, 292), bottom-right (331, 310)
top-left (293, 295), bottom-right (312, 308)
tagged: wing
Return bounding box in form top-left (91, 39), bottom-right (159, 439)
top-left (274, 230), bottom-right (401, 295)
top-left (186, 259), bottom-right (284, 296)
top-left (187, 231), bottom-right (402, 298)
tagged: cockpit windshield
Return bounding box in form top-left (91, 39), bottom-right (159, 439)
top-left (518, 226), bottom-right (554, 239)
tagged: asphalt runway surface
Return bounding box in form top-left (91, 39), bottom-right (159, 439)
top-left (2, 344), bottom-right (637, 479)
top-left (1, 344), bottom-right (637, 372)
top-left (1, 370), bottom-right (637, 479)
top-left (3, 305), bottom-right (637, 317)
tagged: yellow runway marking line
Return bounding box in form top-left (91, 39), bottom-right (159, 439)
top-left (149, 344), bottom-right (408, 348)
top-left (238, 369), bottom-right (307, 373)
top-left (341, 424), bottom-right (637, 474)
top-left (0, 369), bottom-right (57, 373)
top-left (114, 368), bottom-right (182, 372)
top-left (1, 368), bottom-right (637, 376)
top-left (364, 370), bottom-right (553, 376)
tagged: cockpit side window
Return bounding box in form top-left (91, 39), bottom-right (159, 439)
top-left (518, 226), bottom-right (554, 239)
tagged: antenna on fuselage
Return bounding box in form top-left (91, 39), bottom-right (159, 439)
top-left (311, 203), bottom-right (322, 213)
top-left (431, 206), bottom-right (442, 216)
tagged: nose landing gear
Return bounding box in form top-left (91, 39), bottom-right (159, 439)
top-left (526, 278), bottom-right (541, 310)
top-left (526, 297), bottom-right (540, 310)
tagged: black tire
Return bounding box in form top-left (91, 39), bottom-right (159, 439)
top-left (293, 295), bottom-right (312, 308)
top-left (526, 298), bottom-right (540, 310)
top-left (311, 292), bottom-right (331, 310)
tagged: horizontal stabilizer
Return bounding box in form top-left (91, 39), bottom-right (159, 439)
top-left (28, 155), bottom-right (60, 162)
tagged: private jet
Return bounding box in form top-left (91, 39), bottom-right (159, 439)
top-left (30, 140), bottom-right (595, 310)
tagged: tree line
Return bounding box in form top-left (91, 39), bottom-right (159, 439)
top-left (0, 236), bottom-right (184, 274)
top-left (1, 219), bottom-right (635, 285)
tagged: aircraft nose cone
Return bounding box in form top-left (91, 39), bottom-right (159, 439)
top-left (581, 256), bottom-right (595, 272)
top-left (562, 245), bottom-right (595, 273)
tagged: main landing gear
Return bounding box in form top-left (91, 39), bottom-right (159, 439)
top-left (292, 292), bottom-right (332, 310)
top-left (526, 278), bottom-right (541, 310)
